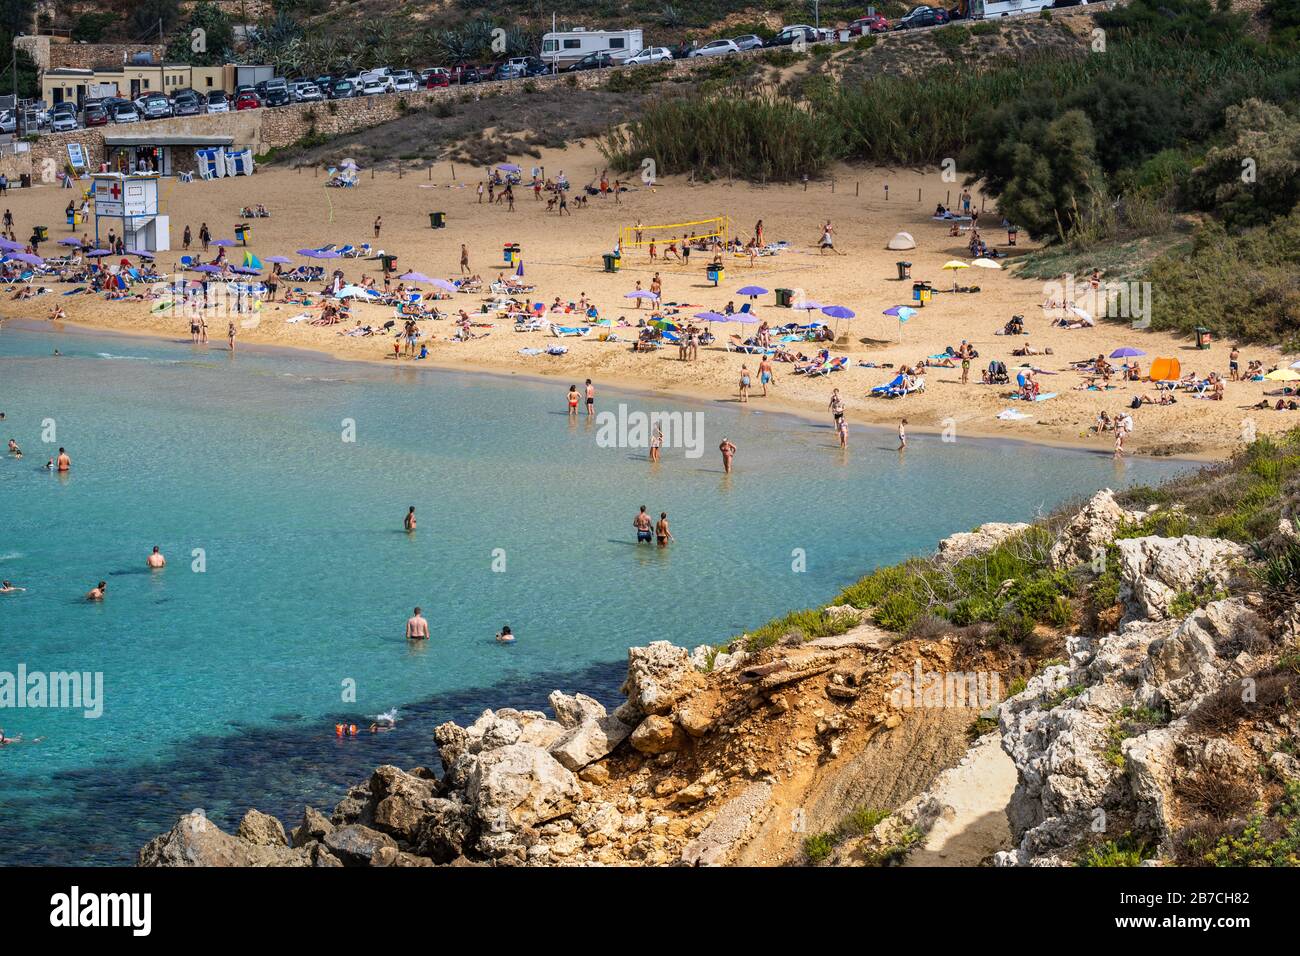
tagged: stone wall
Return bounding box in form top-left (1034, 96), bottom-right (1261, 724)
top-left (18, 36), bottom-right (167, 72)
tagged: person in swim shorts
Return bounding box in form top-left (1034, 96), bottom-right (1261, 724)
top-left (758, 357), bottom-right (774, 397)
top-left (584, 379), bottom-right (595, 416)
top-left (634, 506), bottom-right (654, 543)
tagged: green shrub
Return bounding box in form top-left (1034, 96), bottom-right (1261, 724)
top-left (803, 833), bottom-right (835, 863)
top-left (1078, 833), bottom-right (1153, 867)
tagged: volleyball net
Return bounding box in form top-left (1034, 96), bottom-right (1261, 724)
top-left (619, 216), bottom-right (730, 249)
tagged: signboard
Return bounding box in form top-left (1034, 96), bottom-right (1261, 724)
top-left (66, 143), bottom-right (87, 173)
top-left (92, 177), bottom-right (157, 218)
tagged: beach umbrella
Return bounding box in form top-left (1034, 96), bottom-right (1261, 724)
top-left (211, 239), bottom-right (237, 248)
top-left (1110, 347), bottom-right (1145, 358)
top-left (231, 265), bottom-right (261, 275)
top-left (497, 163), bottom-right (521, 173)
top-left (125, 249), bottom-right (155, 259)
top-left (736, 285), bottom-right (767, 298)
top-left (515, 261), bottom-right (524, 277)
top-left (431, 278), bottom-right (458, 293)
top-left (941, 260), bottom-right (970, 270)
top-left (0, 238), bottom-right (23, 251)
top-left (1265, 368), bottom-right (1300, 381)
top-left (791, 299), bottom-right (822, 312)
top-left (86, 249), bottom-right (113, 257)
top-left (242, 252), bottom-right (262, 269)
top-left (884, 305), bottom-right (916, 342)
top-left (193, 264), bottom-right (222, 273)
top-left (651, 319), bottom-right (678, 331)
top-left (7, 252), bottom-right (44, 266)
top-left (970, 258), bottom-right (1001, 269)
top-left (728, 314), bottom-right (759, 324)
top-left (624, 290), bottom-right (659, 299)
top-left (264, 255), bottom-right (293, 264)
top-left (57, 237), bottom-right (82, 247)
top-left (821, 306), bottom-right (855, 320)
top-left (694, 311), bottom-right (728, 323)
top-left (1068, 306), bottom-right (1094, 323)
top-left (1289, 360), bottom-right (1300, 369)
top-left (399, 271), bottom-right (433, 282)
top-left (336, 285), bottom-right (372, 299)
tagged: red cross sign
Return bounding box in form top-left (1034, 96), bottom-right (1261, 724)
top-left (110, 182), bottom-right (121, 199)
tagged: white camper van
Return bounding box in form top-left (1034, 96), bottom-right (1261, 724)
top-left (540, 28), bottom-right (645, 69)
top-left (968, 0), bottom-right (1057, 18)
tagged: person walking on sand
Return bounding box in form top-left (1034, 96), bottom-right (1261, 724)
top-left (738, 365), bottom-right (751, 403)
top-left (634, 506), bottom-right (654, 543)
top-left (146, 546), bottom-right (165, 569)
top-left (460, 244), bottom-right (470, 274)
top-left (959, 340), bottom-right (972, 385)
top-left (505, 184), bottom-right (515, 212)
top-left (819, 220), bottom-right (841, 255)
top-left (182, 224), bottom-right (192, 251)
top-left (404, 506), bottom-right (417, 532)
top-left (584, 379), bottom-right (595, 416)
top-left (477, 182), bottom-right (484, 204)
top-left (406, 607), bottom-right (429, 640)
top-left (898, 418), bottom-right (908, 450)
top-left (655, 512), bottom-right (674, 547)
top-left (374, 216), bottom-right (382, 238)
top-left (567, 384), bottom-right (579, 419)
top-left (719, 437), bottom-right (736, 474)
top-left (758, 356), bottom-right (774, 396)
top-left (199, 222), bottom-right (210, 252)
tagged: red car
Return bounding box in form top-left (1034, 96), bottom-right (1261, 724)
top-left (235, 91), bottom-right (261, 111)
top-left (850, 14), bottom-right (891, 34)
top-left (422, 68), bottom-right (450, 88)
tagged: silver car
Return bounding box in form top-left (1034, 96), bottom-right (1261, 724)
top-left (733, 35), bottom-right (764, 51)
top-left (688, 39), bottom-right (741, 58)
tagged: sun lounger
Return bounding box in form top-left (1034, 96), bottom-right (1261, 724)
top-left (515, 317), bottom-right (548, 332)
top-left (551, 326), bottom-right (591, 338)
top-left (871, 374), bottom-right (925, 398)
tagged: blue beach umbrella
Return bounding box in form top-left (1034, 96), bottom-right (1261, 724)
top-left (821, 305), bottom-right (855, 320)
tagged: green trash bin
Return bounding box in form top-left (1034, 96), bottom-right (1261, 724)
top-left (430, 211), bottom-right (446, 229)
top-left (35, 225), bottom-right (48, 241)
top-left (602, 253), bottom-right (620, 273)
top-left (775, 288), bottom-right (793, 308)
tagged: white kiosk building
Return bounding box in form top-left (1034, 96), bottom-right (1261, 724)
top-left (91, 172), bottom-right (171, 252)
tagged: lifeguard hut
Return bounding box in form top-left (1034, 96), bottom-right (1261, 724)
top-left (90, 172), bottom-right (170, 252)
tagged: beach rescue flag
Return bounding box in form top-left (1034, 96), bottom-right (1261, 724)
top-left (243, 252), bottom-right (262, 270)
top-left (515, 261), bottom-right (524, 277)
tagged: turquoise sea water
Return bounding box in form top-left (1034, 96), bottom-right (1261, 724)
top-left (0, 322), bottom-right (1189, 864)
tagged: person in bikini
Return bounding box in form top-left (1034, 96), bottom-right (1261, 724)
top-left (655, 512), bottom-right (674, 547)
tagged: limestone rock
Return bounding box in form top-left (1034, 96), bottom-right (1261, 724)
top-left (1049, 489), bottom-right (1142, 570)
top-left (630, 714), bottom-right (683, 754)
top-left (466, 742), bottom-right (579, 829)
top-left (548, 713), bottom-right (634, 771)
top-left (1136, 600), bottom-right (1264, 714)
top-left (139, 812), bottom-right (309, 867)
top-left (623, 641), bottom-right (703, 715)
top-left (1116, 536), bottom-right (1246, 620)
top-left (324, 825), bottom-right (398, 867)
top-left (549, 690), bottom-right (607, 728)
top-left (236, 808), bottom-right (288, 848)
top-left (938, 522), bottom-right (1031, 563)
top-left (291, 807), bottom-right (334, 848)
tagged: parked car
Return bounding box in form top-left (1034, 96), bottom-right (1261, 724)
top-left (496, 57), bottom-right (550, 79)
top-left (564, 51), bottom-right (615, 72)
top-left (896, 6), bottom-right (949, 28)
top-left (771, 24), bottom-right (819, 46)
top-left (234, 91), bottom-right (261, 111)
top-left (390, 70), bottom-right (419, 91)
top-left (50, 111), bottom-right (78, 133)
top-left (81, 103), bottom-right (108, 127)
top-left (625, 47), bottom-right (674, 65)
top-left (733, 34), bottom-right (765, 51)
top-left (690, 39), bottom-right (742, 58)
top-left (449, 63), bottom-right (485, 84)
top-left (419, 68), bottom-right (449, 87)
top-left (359, 77), bottom-right (386, 96)
top-left (138, 94), bottom-right (173, 119)
top-left (299, 81), bottom-right (325, 102)
top-left (171, 90), bottom-right (202, 116)
top-left (111, 101), bottom-right (140, 124)
top-left (206, 90), bottom-right (230, 113)
top-left (263, 84), bottom-right (292, 107)
top-left (850, 14), bottom-right (891, 34)
top-left (330, 79), bottom-right (356, 99)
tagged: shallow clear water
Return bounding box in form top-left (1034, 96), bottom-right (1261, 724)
top-left (0, 322), bottom-right (1189, 864)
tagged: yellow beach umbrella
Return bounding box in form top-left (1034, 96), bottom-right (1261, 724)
top-left (941, 259), bottom-right (970, 291)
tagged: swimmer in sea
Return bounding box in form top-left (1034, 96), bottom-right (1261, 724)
top-left (6, 439), bottom-right (20, 458)
top-left (634, 505), bottom-right (653, 544)
top-left (44, 459), bottom-right (53, 471)
top-left (86, 581), bottom-right (106, 601)
top-left (56, 447), bottom-right (70, 472)
top-left (406, 606), bottom-right (429, 640)
top-left (0, 581), bottom-right (25, 594)
top-left (404, 506), bottom-right (416, 532)
top-left (496, 625), bottom-right (515, 643)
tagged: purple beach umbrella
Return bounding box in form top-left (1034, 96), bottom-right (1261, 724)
top-left (231, 266), bottom-right (261, 275)
top-left (399, 271), bottom-right (433, 283)
top-left (0, 238), bottom-right (24, 252)
top-left (821, 305), bottom-right (855, 320)
top-left (7, 252), bottom-right (44, 266)
top-left (86, 249), bottom-right (113, 257)
top-left (264, 255), bottom-right (293, 264)
top-left (1109, 347), bottom-right (1145, 358)
top-left (694, 311), bottom-right (728, 323)
top-left (58, 237), bottom-right (82, 247)
top-left (211, 239), bottom-right (237, 248)
top-left (124, 249), bottom-right (155, 259)
top-left (736, 285), bottom-right (767, 297)
top-left (624, 290), bottom-right (659, 300)
top-left (431, 278), bottom-right (458, 292)
top-left (193, 264), bottom-right (222, 273)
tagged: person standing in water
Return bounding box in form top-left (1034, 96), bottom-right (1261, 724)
top-left (56, 447), bottom-right (70, 472)
top-left (649, 423), bottom-right (663, 463)
top-left (655, 512), bottom-right (674, 547)
top-left (836, 416), bottom-right (848, 449)
top-left (146, 546), bottom-right (165, 568)
top-left (567, 385), bottom-right (579, 419)
top-left (496, 625), bottom-right (515, 643)
top-left (719, 437), bottom-right (736, 474)
top-left (898, 418), bottom-right (908, 450)
top-left (227, 322), bottom-right (236, 352)
top-left (634, 506), bottom-right (653, 544)
top-left (584, 379), bottom-right (595, 417)
top-left (404, 507), bottom-right (417, 532)
top-left (86, 581), bottom-right (106, 601)
top-left (406, 607), bottom-right (429, 640)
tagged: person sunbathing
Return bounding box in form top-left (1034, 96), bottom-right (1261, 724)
top-left (1012, 341), bottom-right (1050, 357)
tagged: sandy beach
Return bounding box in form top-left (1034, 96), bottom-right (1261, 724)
top-left (4, 141), bottom-right (1295, 458)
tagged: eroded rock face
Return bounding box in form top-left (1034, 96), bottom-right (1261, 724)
top-left (630, 715), bottom-right (683, 755)
top-left (1049, 489), bottom-right (1144, 571)
top-left (139, 812), bottom-right (309, 867)
top-left (1116, 535), bottom-right (1246, 621)
top-left (937, 522), bottom-right (1031, 564)
top-left (623, 641), bottom-right (703, 715)
top-left (1136, 600), bottom-right (1266, 715)
top-left (236, 808), bottom-right (288, 848)
top-left (324, 824), bottom-right (398, 867)
top-left (466, 743), bottom-right (580, 829)
top-left (548, 713), bottom-right (634, 771)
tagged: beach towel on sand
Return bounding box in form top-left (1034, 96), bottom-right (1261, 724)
top-left (997, 408), bottom-right (1032, 420)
